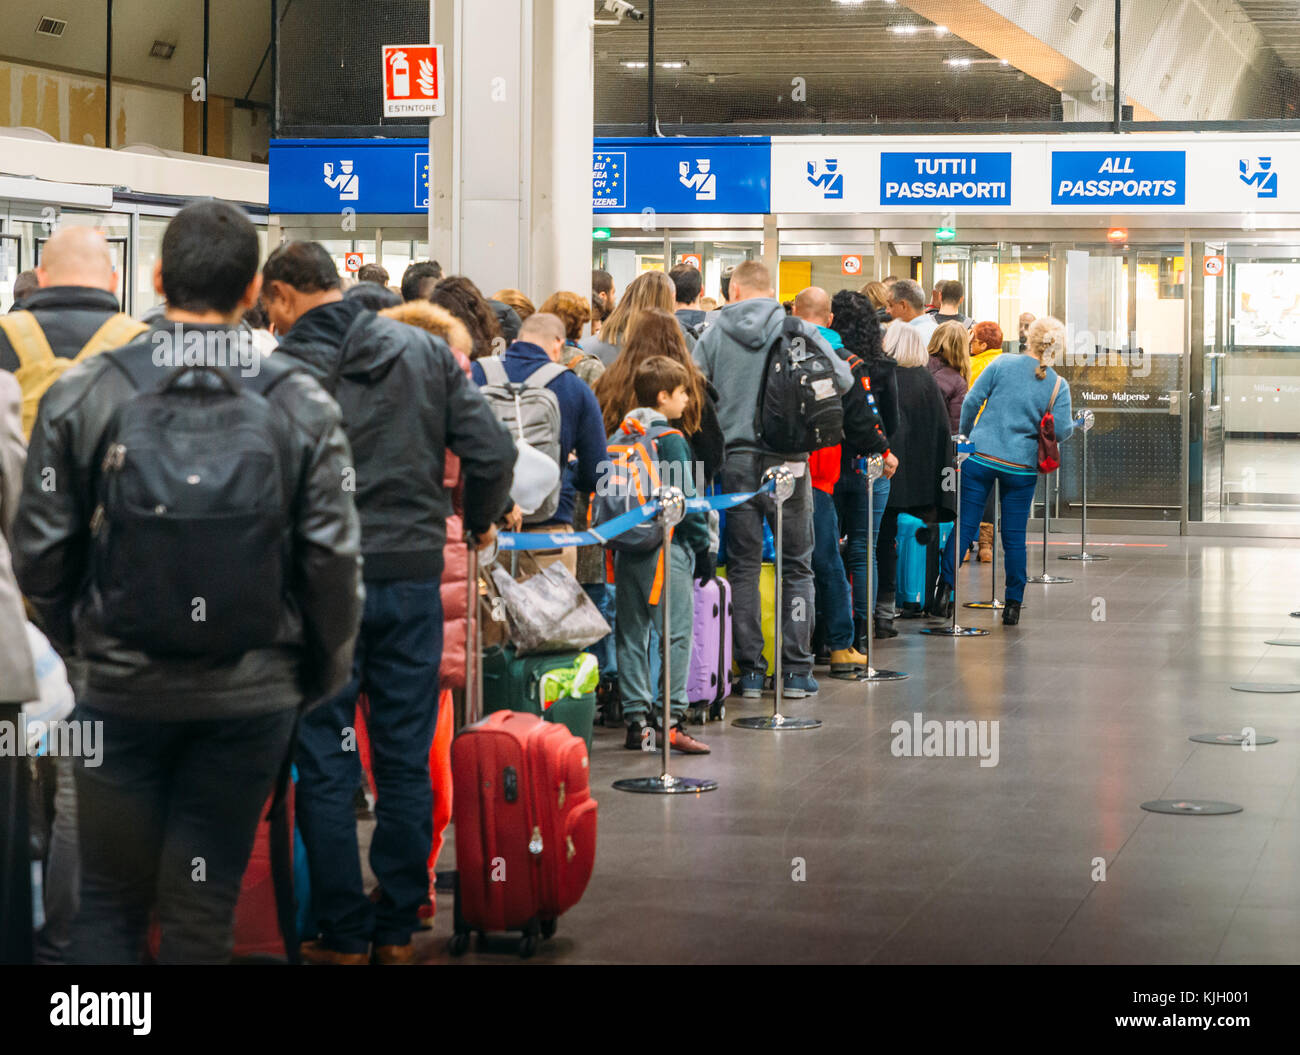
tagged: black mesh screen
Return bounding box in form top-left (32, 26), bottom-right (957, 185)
top-left (275, 0), bottom-right (428, 133)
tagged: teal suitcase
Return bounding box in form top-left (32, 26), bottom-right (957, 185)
top-left (481, 646), bottom-right (597, 750)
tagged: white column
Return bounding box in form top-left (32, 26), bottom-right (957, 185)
top-left (427, 0), bottom-right (592, 300)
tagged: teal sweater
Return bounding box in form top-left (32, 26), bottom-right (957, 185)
top-left (959, 354), bottom-right (1074, 473)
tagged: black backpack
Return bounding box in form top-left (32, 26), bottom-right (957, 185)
top-left (753, 317), bottom-right (844, 454)
top-left (91, 353), bottom-right (299, 658)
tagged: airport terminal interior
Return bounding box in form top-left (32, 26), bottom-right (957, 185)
top-left (1, 0), bottom-right (1298, 994)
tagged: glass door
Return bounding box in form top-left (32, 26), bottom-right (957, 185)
top-left (0, 234), bottom-right (23, 311)
top-left (1053, 243), bottom-right (1184, 523)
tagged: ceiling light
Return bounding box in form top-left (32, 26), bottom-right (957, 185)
top-left (1103, 30), bottom-right (1114, 48)
top-left (1159, 73), bottom-right (1172, 90)
top-left (833, 0), bottom-right (867, 5)
top-left (1067, 4), bottom-right (1085, 24)
top-left (945, 58), bottom-right (972, 68)
top-left (149, 40), bottom-right (176, 59)
top-left (621, 60), bottom-right (647, 68)
top-left (889, 25), bottom-right (919, 35)
top-left (934, 25), bottom-right (949, 36)
top-left (1000, 58), bottom-right (1010, 66)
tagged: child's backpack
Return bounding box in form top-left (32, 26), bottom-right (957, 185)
top-left (591, 416), bottom-right (682, 553)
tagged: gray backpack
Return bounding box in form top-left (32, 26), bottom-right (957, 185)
top-left (478, 357), bottom-right (567, 524)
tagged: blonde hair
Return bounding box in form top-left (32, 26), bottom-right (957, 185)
top-left (599, 270), bottom-right (676, 348)
top-left (492, 288), bottom-right (536, 322)
top-left (1026, 317), bottom-right (1066, 380)
top-left (884, 320), bottom-right (929, 368)
top-left (861, 280), bottom-right (889, 312)
top-left (928, 321), bottom-right (972, 384)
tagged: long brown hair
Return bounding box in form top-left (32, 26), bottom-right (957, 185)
top-left (593, 307), bottom-right (704, 435)
top-left (598, 270), bottom-right (675, 349)
top-left (929, 320), bottom-right (972, 384)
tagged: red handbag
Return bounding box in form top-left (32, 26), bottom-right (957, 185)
top-left (1036, 376), bottom-right (1064, 473)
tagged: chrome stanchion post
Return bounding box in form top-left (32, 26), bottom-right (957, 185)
top-left (464, 533), bottom-right (493, 726)
top-left (923, 435), bottom-right (989, 638)
top-left (734, 465), bottom-right (821, 731)
top-left (1027, 470), bottom-right (1072, 585)
top-left (615, 487), bottom-right (718, 793)
top-left (862, 453), bottom-right (907, 681)
top-left (1061, 409), bottom-right (1107, 562)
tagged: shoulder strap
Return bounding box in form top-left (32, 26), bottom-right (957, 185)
top-left (478, 356), bottom-right (508, 387)
top-left (523, 361), bottom-right (568, 390)
top-left (77, 313), bottom-right (148, 361)
top-left (1044, 375), bottom-right (1063, 417)
top-left (0, 311), bottom-right (56, 370)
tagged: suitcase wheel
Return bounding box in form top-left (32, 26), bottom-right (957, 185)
top-left (709, 701), bottom-right (725, 722)
top-left (540, 918), bottom-right (557, 940)
top-left (519, 934), bottom-right (539, 959)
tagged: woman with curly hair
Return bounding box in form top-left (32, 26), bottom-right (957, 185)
top-left (428, 275), bottom-right (503, 360)
top-left (540, 291), bottom-right (604, 389)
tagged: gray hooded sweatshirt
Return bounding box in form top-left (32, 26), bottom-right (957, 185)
top-left (692, 297), bottom-right (853, 455)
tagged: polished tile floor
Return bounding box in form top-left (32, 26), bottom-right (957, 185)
top-left (410, 536), bottom-right (1300, 964)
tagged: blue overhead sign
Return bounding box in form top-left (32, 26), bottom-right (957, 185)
top-left (269, 139), bottom-right (429, 214)
top-left (880, 152), bottom-right (1012, 206)
top-left (1051, 150), bottom-right (1186, 205)
top-left (593, 137), bottom-right (771, 214)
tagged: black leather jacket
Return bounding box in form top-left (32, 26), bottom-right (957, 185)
top-left (13, 322), bottom-right (364, 721)
top-left (0, 286), bottom-right (123, 372)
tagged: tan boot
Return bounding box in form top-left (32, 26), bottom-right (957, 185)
top-left (977, 522), bottom-right (994, 563)
top-left (830, 647), bottom-right (869, 676)
top-left (300, 940), bottom-right (370, 965)
top-left (372, 943), bottom-right (417, 965)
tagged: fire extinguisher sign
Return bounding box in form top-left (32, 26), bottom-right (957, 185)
top-left (382, 44), bottom-right (445, 118)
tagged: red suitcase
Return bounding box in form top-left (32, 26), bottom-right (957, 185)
top-left (449, 710), bottom-right (597, 958)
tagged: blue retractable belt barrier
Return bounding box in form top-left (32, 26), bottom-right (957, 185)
top-left (495, 479), bottom-right (776, 551)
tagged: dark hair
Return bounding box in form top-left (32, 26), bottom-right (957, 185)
top-left (938, 279), bottom-right (964, 305)
top-left (633, 355), bottom-right (690, 409)
top-left (161, 200), bottom-right (259, 314)
top-left (262, 241), bottom-right (340, 295)
top-left (12, 269), bottom-right (39, 302)
top-left (593, 308), bottom-right (703, 436)
top-left (720, 267), bottom-right (735, 302)
top-left (344, 281), bottom-right (402, 310)
top-left (356, 262), bottom-right (389, 286)
top-left (669, 263), bottom-right (702, 305)
top-left (831, 290), bottom-right (885, 361)
top-left (401, 260), bottom-right (443, 302)
top-left (428, 275), bottom-right (503, 359)
top-left (592, 269), bottom-right (613, 297)
top-left (242, 302), bottom-right (269, 330)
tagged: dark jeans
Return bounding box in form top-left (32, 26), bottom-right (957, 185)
top-left (721, 451), bottom-right (814, 676)
top-left (875, 508), bottom-right (901, 614)
top-left (297, 578), bottom-right (443, 953)
top-left (835, 472), bottom-right (890, 620)
top-left (70, 704), bottom-right (297, 964)
top-left (811, 488), bottom-right (854, 650)
top-left (941, 459), bottom-right (1039, 603)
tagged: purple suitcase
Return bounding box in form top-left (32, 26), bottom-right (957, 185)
top-left (687, 577), bottom-right (732, 722)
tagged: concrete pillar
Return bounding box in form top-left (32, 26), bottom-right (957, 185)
top-left (427, 0), bottom-right (592, 300)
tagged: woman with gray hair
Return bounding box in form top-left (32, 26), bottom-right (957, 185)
top-left (936, 316), bottom-right (1074, 626)
top-left (872, 321), bottom-right (957, 636)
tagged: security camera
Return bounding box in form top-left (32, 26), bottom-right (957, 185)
top-left (601, 0), bottom-right (647, 21)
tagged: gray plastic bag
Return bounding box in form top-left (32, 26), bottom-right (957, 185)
top-left (490, 561), bottom-right (611, 656)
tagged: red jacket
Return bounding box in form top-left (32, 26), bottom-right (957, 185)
top-left (809, 445), bottom-right (842, 495)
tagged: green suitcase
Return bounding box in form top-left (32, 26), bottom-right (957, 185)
top-left (481, 646), bottom-right (597, 751)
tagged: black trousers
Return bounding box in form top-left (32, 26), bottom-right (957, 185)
top-left (70, 704), bottom-right (296, 964)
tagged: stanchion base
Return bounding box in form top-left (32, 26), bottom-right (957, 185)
top-left (1027, 574), bottom-right (1073, 584)
top-left (613, 774), bottom-right (719, 794)
top-left (862, 667), bottom-right (909, 681)
top-left (732, 714), bottom-right (822, 730)
top-left (920, 625), bottom-right (990, 637)
top-left (964, 599), bottom-right (1014, 610)
top-left (1060, 552), bottom-right (1109, 561)
top-left (1190, 733), bottom-right (1278, 746)
top-left (1230, 683), bottom-right (1300, 694)
top-left (1140, 799), bottom-right (1242, 816)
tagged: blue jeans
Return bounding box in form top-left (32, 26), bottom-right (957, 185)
top-left (614, 545), bottom-right (693, 722)
top-left (812, 488), bottom-right (855, 649)
top-left (835, 472), bottom-right (890, 620)
top-left (297, 578), bottom-right (443, 953)
top-left (941, 460), bottom-right (1038, 603)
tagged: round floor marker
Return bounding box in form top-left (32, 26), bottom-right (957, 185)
top-left (1141, 799), bottom-right (1243, 815)
top-left (1189, 733), bottom-right (1278, 746)
top-left (1230, 683), bottom-right (1300, 693)
top-left (1264, 639), bottom-right (1300, 647)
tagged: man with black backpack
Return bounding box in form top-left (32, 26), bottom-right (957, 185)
top-left (692, 261), bottom-right (853, 702)
top-left (13, 201), bottom-right (364, 963)
top-left (263, 241), bottom-right (516, 965)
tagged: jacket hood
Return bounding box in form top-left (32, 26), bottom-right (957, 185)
top-left (715, 298), bottom-right (785, 350)
top-left (280, 298), bottom-right (367, 380)
top-left (338, 309), bottom-right (416, 383)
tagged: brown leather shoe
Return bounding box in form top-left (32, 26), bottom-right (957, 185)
top-left (300, 940), bottom-right (370, 965)
top-left (662, 723), bottom-right (710, 755)
top-left (372, 943), bottom-right (417, 965)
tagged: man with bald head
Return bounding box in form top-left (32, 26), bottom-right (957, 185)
top-left (0, 225), bottom-right (144, 436)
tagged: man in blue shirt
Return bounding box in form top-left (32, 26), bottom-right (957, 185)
top-left (471, 312), bottom-right (607, 573)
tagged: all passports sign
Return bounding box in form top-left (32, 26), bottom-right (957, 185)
top-left (382, 44), bottom-right (444, 118)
